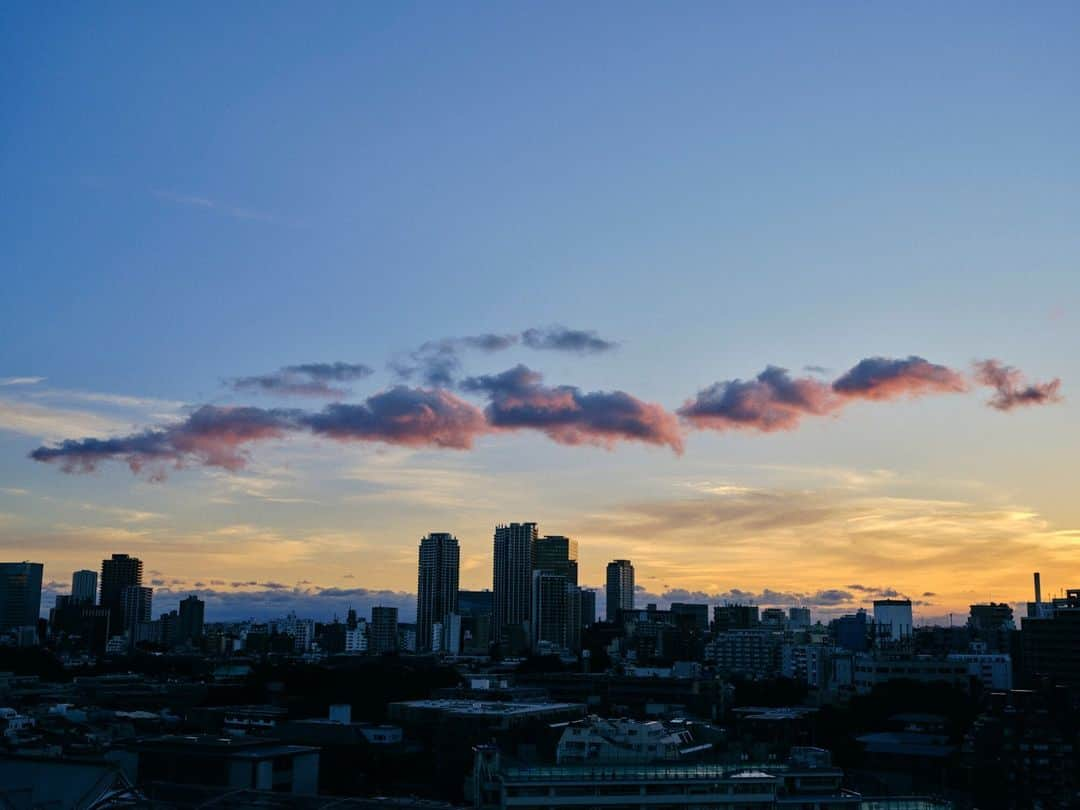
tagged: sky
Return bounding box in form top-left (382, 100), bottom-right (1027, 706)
top-left (3, 3), bottom-right (1079, 623)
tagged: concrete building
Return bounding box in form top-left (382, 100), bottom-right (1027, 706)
top-left (493, 522), bottom-right (538, 644)
top-left (556, 716), bottom-right (697, 764)
top-left (966, 603), bottom-right (1014, 652)
top-left (671, 602), bottom-right (710, 632)
top-left (873, 599), bottom-right (913, 645)
top-left (0, 561), bottom-right (43, 639)
top-left (712, 603), bottom-right (760, 633)
top-left (71, 569), bottom-right (98, 604)
top-left (605, 559), bottom-right (634, 621)
top-left (417, 532), bottom-right (460, 653)
top-left (344, 621), bottom-right (368, 652)
top-left (947, 652), bottom-right (1012, 691)
top-left (108, 734), bottom-right (319, 795)
top-left (579, 588), bottom-right (597, 628)
top-left (370, 606), bottom-right (399, 653)
top-left (853, 653), bottom-right (969, 694)
top-left (532, 535), bottom-right (580, 652)
top-left (705, 629), bottom-right (781, 677)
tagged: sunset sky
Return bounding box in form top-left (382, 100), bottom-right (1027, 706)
top-left (3, 4), bottom-right (1079, 623)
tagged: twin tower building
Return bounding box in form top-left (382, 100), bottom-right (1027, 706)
top-left (416, 524), bottom-right (633, 656)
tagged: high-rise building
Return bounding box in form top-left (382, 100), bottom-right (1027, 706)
top-left (712, 603), bottom-right (759, 632)
top-left (416, 532), bottom-right (460, 653)
top-left (121, 585), bottom-right (153, 633)
top-left (71, 570), bottom-right (97, 605)
top-left (458, 590), bottom-right (494, 617)
top-left (100, 554), bottom-right (143, 626)
top-left (532, 535), bottom-right (580, 651)
top-left (493, 522), bottom-right (538, 642)
top-left (605, 560), bottom-right (634, 621)
top-left (370, 606), bottom-right (399, 653)
top-left (532, 571), bottom-right (571, 651)
top-left (178, 595), bottom-right (205, 645)
top-left (0, 562), bottom-right (43, 637)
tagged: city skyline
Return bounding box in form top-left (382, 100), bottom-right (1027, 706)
top-left (4, 4), bottom-right (1080, 622)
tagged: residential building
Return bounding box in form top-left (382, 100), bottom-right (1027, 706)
top-left (178, 594), bottom-right (205, 645)
top-left (100, 554), bottom-right (143, 627)
top-left (120, 585), bottom-right (153, 634)
top-left (493, 522), bottom-right (538, 644)
top-left (417, 532), bottom-right (460, 653)
top-left (605, 559), bottom-right (634, 621)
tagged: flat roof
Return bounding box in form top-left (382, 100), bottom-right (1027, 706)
top-left (500, 763), bottom-right (783, 783)
top-left (392, 700), bottom-right (581, 716)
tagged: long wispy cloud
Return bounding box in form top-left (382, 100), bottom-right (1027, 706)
top-left (229, 362), bottom-right (373, 398)
top-left (680, 356), bottom-right (1055, 433)
top-left (26, 352), bottom-right (1060, 477)
top-left (30, 387), bottom-right (490, 477)
top-left (462, 364), bottom-right (683, 453)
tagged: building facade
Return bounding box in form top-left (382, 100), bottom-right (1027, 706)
top-left (605, 559), bottom-right (634, 622)
top-left (0, 562), bottom-right (43, 638)
top-left (493, 522), bottom-right (538, 643)
top-left (417, 532), bottom-right (460, 653)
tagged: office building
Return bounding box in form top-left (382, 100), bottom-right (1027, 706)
top-left (178, 594), bottom-right (205, 644)
top-left (1021, 591), bottom-right (1080, 687)
top-left (0, 562), bottom-right (43, 637)
top-left (370, 606), bottom-right (399, 653)
top-left (712, 603), bottom-right (759, 633)
top-left (789, 607), bottom-right (812, 628)
top-left (100, 554), bottom-right (143, 626)
top-left (670, 603), bottom-right (709, 633)
top-left (493, 522), bottom-right (538, 641)
top-left (605, 559), bottom-right (634, 621)
top-left (416, 532), bottom-right (460, 652)
top-left (459, 589), bottom-right (494, 618)
top-left (120, 585), bottom-right (153, 633)
top-left (71, 569), bottom-right (97, 605)
top-left (873, 599), bottom-right (913, 644)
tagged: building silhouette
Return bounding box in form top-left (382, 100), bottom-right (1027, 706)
top-left (493, 522), bottom-right (538, 643)
top-left (605, 560), bottom-right (634, 622)
top-left (99, 554), bottom-right (143, 627)
top-left (71, 570), bottom-right (97, 605)
top-left (416, 532), bottom-right (460, 653)
top-left (0, 562), bottom-right (43, 639)
top-left (370, 606), bottom-right (399, 653)
top-left (178, 595), bottom-right (205, 645)
top-left (120, 585), bottom-right (153, 633)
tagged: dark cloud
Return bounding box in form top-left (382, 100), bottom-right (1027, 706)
top-left (230, 362), bottom-right (373, 398)
top-left (521, 326), bottom-right (618, 354)
top-left (973, 359), bottom-right (1062, 411)
top-left (151, 578), bottom-right (165, 586)
top-left (678, 366), bottom-right (836, 432)
top-left (832, 356), bottom-right (967, 400)
top-left (463, 364), bottom-right (683, 452)
top-left (681, 356), bottom-right (970, 434)
top-left (31, 387), bottom-right (489, 476)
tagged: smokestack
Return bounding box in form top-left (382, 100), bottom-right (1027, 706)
top-left (1034, 572), bottom-right (1042, 605)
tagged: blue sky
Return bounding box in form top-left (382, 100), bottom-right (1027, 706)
top-left (2, 3), bottom-right (1078, 620)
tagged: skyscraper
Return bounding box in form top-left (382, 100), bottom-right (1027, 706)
top-left (532, 535), bottom-right (580, 652)
top-left (71, 570), bottom-right (97, 605)
top-left (0, 562), bottom-right (43, 637)
top-left (416, 532), bottom-right (460, 653)
top-left (178, 594), bottom-right (205, 645)
top-left (579, 588), bottom-right (597, 627)
top-left (493, 522), bottom-right (538, 642)
top-left (605, 559), bottom-right (634, 621)
top-left (100, 554), bottom-right (143, 626)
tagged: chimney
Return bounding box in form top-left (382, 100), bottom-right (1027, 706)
top-left (1034, 572), bottom-right (1042, 605)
